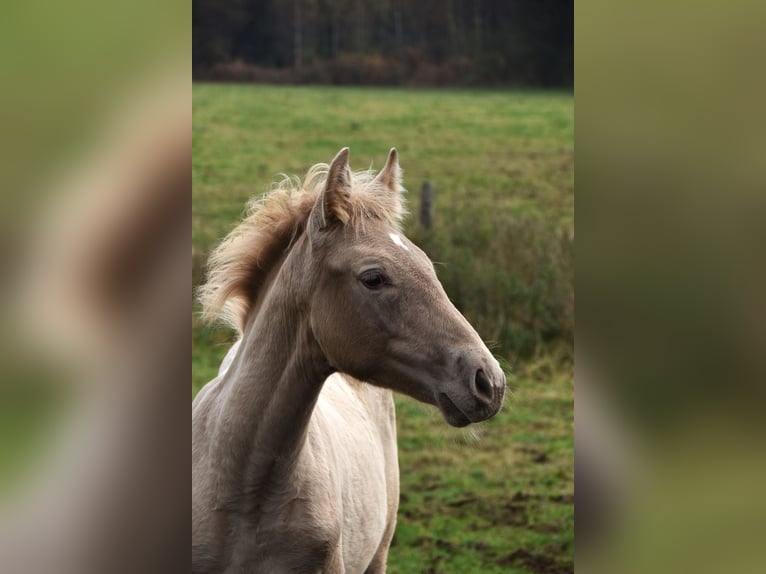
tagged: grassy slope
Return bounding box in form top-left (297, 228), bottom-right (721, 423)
top-left (193, 84), bottom-right (573, 573)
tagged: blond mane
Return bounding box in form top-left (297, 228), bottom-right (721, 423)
top-left (198, 162), bottom-right (406, 332)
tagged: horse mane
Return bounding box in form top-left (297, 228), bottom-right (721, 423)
top-left (198, 161), bottom-right (406, 333)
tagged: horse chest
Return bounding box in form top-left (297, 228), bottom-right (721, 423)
top-left (193, 369), bottom-right (398, 573)
top-left (233, 432), bottom-right (386, 573)
top-left (306, 383), bottom-right (395, 571)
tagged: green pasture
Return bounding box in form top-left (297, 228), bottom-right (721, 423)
top-left (193, 84), bottom-right (573, 573)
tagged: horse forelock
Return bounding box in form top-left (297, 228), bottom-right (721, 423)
top-left (197, 161), bottom-right (407, 333)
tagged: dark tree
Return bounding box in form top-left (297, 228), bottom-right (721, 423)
top-left (193, 0), bottom-right (573, 87)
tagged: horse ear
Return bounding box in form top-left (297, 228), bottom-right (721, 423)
top-left (374, 148), bottom-right (401, 193)
top-left (309, 147), bottom-right (352, 233)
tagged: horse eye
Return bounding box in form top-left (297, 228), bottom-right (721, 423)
top-left (360, 270), bottom-right (388, 290)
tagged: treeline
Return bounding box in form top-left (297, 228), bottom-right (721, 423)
top-left (193, 0), bottom-right (573, 87)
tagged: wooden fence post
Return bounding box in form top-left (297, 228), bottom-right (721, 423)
top-left (420, 181), bottom-right (434, 229)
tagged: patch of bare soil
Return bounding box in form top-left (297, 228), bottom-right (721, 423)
top-left (497, 549), bottom-right (573, 574)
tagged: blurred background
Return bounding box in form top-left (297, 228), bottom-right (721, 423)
top-left (577, 2), bottom-right (766, 572)
top-left (0, 2), bottom-right (190, 573)
top-left (192, 2), bottom-right (573, 573)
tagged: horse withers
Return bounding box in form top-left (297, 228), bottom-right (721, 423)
top-left (192, 148), bottom-right (505, 573)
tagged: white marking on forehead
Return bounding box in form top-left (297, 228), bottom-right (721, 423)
top-left (389, 232), bottom-right (409, 251)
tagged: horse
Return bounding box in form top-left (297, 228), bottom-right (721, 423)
top-left (192, 148), bottom-right (506, 573)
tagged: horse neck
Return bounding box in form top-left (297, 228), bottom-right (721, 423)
top-left (209, 252), bottom-right (333, 510)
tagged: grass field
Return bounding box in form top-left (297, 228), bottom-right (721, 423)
top-left (193, 84), bottom-right (573, 573)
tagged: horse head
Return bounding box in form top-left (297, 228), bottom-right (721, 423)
top-left (301, 148), bottom-right (505, 426)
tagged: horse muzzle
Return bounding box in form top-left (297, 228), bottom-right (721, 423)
top-left (435, 363), bottom-right (506, 427)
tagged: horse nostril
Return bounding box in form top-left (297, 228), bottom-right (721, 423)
top-left (473, 369), bottom-right (494, 404)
